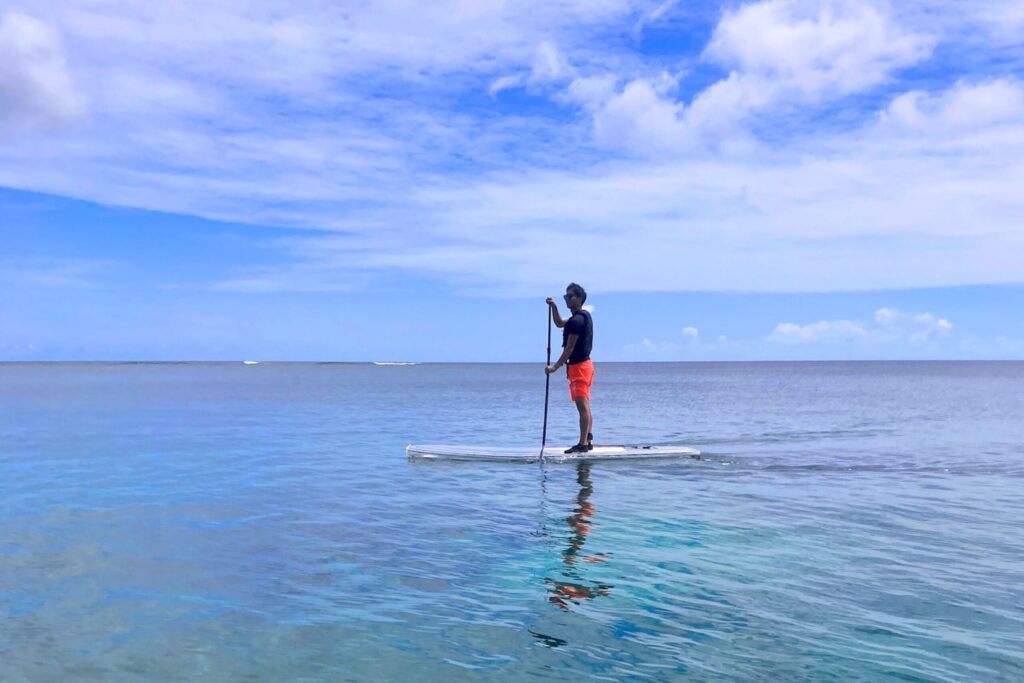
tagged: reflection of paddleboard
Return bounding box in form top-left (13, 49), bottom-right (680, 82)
top-left (406, 444), bottom-right (700, 463)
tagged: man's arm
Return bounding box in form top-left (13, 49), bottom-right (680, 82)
top-left (546, 298), bottom-right (567, 328)
top-left (546, 334), bottom-right (577, 374)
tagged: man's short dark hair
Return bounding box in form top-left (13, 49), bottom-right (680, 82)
top-left (567, 282), bottom-right (586, 304)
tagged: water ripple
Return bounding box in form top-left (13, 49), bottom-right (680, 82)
top-left (1, 362), bottom-right (1023, 680)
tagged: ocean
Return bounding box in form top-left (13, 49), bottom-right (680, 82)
top-left (1, 361), bottom-right (1022, 681)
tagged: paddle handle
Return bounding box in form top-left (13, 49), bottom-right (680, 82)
top-left (541, 306), bottom-right (552, 460)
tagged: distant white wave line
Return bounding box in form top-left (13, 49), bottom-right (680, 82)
top-left (372, 361), bottom-right (418, 366)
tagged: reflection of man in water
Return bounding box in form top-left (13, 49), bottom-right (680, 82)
top-left (546, 462), bottom-right (612, 610)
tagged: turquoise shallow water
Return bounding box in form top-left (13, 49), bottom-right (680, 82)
top-left (1, 361), bottom-right (1023, 681)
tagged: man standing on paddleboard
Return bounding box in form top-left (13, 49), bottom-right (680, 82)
top-left (546, 283), bottom-right (594, 454)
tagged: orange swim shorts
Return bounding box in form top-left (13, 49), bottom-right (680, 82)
top-left (567, 359), bottom-right (594, 401)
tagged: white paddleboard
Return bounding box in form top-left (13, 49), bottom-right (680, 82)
top-left (406, 443), bottom-right (700, 463)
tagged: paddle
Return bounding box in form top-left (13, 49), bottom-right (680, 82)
top-left (540, 304), bottom-right (552, 463)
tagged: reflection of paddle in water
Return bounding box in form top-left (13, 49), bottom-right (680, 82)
top-left (545, 461), bottom-right (612, 610)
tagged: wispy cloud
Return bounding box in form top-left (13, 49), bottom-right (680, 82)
top-left (0, 258), bottom-right (112, 288)
top-left (631, 0), bottom-right (683, 38)
top-left (768, 307), bottom-right (952, 345)
top-left (621, 307), bottom-right (956, 359)
top-left (0, 12), bottom-right (84, 135)
top-left (489, 41), bottom-right (577, 96)
top-left (623, 324), bottom-right (738, 358)
top-left (0, 1), bottom-right (1021, 298)
top-left (895, 0), bottom-right (1024, 47)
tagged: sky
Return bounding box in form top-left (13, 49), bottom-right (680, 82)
top-left (1, 0), bottom-right (1022, 361)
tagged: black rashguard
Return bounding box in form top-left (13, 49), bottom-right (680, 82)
top-left (562, 310), bottom-right (593, 365)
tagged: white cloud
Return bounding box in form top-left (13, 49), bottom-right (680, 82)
top-left (873, 307), bottom-right (953, 342)
top-left (896, 0), bottom-right (1024, 47)
top-left (0, 0), bottom-right (653, 217)
top-left (490, 41), bottom-right (576, 95)
top-left (349, 110), bottom-right (1024, 294)
top-left (561, 74), bottom-right (619, 110)
top-left (769, 308), bottom-right (952, 345)
top-left (592, 77), bottom-right (691, 152)
top-left (635, 337), bottom-right (677, 352)
top-left (994, 1), bottom-right (1024, 37)
top-left (623, 325), bottom-right (735, 359)
top-left (0, 1), bottom-right (1021, 299)
top-left (0, 12), bottom-right (84, 135)
top-left (49, 0), bottom-right (636, 90)
top-left (767, 319), bottom-right (866, 344)
top-left (0, 258), bottom-right (111, 288)
top-left (588, 0), bottom-right (932, 153)
top-left (877, 79), bottom-right (1024, 136)
top-left (632, 0), bottom-right (682, 37)
top-left (698, 0), bottom-right (931, 125)
top-left (489, 73), bottom-right (526, 96)
top-left (705, 0), bottom-right (930, 96)
top-left (530, 41), bottom-right (575, 83)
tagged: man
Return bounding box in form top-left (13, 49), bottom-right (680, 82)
top-left (546, 283), bottom-right (594, 453)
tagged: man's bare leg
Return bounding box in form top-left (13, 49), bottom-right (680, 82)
top-left (575, 397), bottom-right (592, 447)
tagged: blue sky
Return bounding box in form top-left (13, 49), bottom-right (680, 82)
top-left (1, 1), bottom-right (1022, 361)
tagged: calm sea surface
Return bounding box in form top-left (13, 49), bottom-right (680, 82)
top-left (1, 361), bottom-right (1022, 682)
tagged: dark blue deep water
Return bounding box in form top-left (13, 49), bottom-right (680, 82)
top-left (1, 362), bottom-right (1022, 681)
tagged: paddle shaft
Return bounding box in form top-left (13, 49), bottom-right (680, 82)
top-left (540, 306), bottom-right (552, 459)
